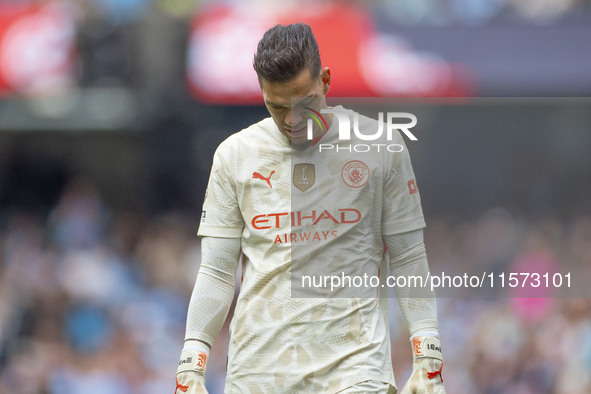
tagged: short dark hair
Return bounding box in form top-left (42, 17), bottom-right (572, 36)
top-left (253, 23), bottom-right (322, 83)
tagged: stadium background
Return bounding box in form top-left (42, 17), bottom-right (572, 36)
top-left (1, 0), bottom-right (590, 393)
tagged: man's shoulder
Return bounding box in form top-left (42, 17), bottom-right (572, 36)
top-left (217, 117), bottom-right (278, 151)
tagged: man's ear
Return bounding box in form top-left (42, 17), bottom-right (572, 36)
top-left (321, 67), bottom-right (331, 95)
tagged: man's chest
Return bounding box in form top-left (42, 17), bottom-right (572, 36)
top-left (236, 154), bottom-right (381, 236)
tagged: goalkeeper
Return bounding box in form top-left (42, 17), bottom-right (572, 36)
top-left (176, 23), bottom-right (446, 394)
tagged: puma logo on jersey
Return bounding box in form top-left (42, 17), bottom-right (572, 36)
top-left (252, 171), bottom-right (275, 188)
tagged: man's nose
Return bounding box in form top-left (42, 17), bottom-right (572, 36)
top-left (285, 109), bottom-right (303, 126)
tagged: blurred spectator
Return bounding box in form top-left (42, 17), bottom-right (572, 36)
top-left (48, 179), bottom-right (108, 249)
top-left (87, 0), bottom-right (149, 25)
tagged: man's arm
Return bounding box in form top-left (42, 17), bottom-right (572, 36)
top-left (385, 229), bottom-right (438, 336)
top-left (176, 236), bottom-right (241, 394)
top-left (385, 229), bottom-right (446, 394)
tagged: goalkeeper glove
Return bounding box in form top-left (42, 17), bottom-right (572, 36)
top-left (400, 336), bottom-right (446, 394)
top-left (175, 343), bottom-right (209, 394)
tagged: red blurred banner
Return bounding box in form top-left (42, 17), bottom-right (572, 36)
top-left (187, 3), bottom-right (474, 104)
top-left (0, 2), bottom-right (77, 97)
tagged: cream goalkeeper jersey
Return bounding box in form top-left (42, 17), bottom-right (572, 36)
top-left (198, 106), bottom-right (426, 393)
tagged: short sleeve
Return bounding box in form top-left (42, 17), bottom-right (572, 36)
top-left (197, 147), bottom-right (244, 238)
top-left (381, 136), bottom-right (426, 236)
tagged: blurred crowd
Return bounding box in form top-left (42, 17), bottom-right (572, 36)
top-left (1, 179), bottom-right (591, 393)
top-left (378, 0), bottom-right (590, 26)
top-left (2, 0), bottom-right (590, 393)
top-left (12, 0), bottom-right (591, 24)
top-left (413, 211), bottom-right (591, 393)
top-left (0, 180), bottom-right (198, 393)
top-left (3, 0), bottom-right (586, 98)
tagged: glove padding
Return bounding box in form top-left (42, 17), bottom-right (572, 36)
top-left (175, 347), bottom-right (209, 394)
top-left (400, 336), bottom-right (446, 394)
top-left (175, 371), bottom-right (208, 394)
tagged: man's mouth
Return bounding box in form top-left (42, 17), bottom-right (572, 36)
top-left (286, 125), bottom-right (307, 138)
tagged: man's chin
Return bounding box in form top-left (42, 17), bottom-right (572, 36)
top-left (289, 136), bottom-right (313, 149)
top-left (284, 128), bottom-right (309, 146)
top-left (283, 126), bottom-right (325, 148)
top-left (287, 126), bottom-right (307, 138)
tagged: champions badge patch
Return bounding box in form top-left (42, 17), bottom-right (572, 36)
top-left (293, 163), bottom-right (315, 192)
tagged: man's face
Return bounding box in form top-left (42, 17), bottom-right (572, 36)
top-left (260, 67), bottom-right (330, 146)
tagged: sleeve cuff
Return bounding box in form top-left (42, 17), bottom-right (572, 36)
top-left (197, 224), bottom-right (243, 238)
top-left (382, 217), bottom-right (426, 236)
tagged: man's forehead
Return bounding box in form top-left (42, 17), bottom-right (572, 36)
top-left (261, 71), bottom-right (320, 103)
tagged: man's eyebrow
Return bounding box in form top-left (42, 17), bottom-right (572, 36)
top-left (301, 94), bottom-right (318, 103)
top-left (265, 100), bottom-right (287, 108)
top-left (293, 94), bottom-right (319, 105)
top-left (266, 94), bottom-right (318, 108)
